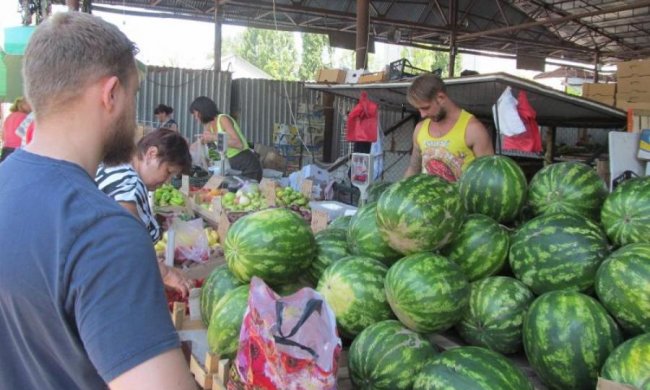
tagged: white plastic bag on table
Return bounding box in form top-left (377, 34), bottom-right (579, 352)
top-left (229, 277), bottom-right (341, 390)
top-left (171, 218), bottom-right (209, 263)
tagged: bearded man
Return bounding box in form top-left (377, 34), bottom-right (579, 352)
top-left (404, 73), bottom-right (494, 181)
top-left (0, 11), bottom-right (195, 390)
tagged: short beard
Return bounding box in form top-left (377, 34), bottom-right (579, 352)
top-left (430, 106), bottom-right (447, 122)
top-left (103, 111), bottom-right (136, 166)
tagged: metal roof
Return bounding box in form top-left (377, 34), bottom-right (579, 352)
top-left (305, 72), bottom-right (627, 128)
top-left (88, 0), bottom-right (650, 66)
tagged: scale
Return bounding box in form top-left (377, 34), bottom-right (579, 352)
top-left (351, 152), bottom-right (374, 206)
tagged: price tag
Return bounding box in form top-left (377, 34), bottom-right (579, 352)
top-left (211, 196), bottom-right (223, 217)
top-left (180, 175), bottom-right (190, 196)
top-left (300, 179), bottom-right (313, 199)
top-left (218, 211), bottom-right (230, 245)
top-left (260, 178), bottom-right (277, 206)
top-left (204, 175), bottom-right (225, 190)
top-left (311, 209), bottom-right (328, 233)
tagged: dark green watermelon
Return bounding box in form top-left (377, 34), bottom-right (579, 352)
top-left (224, 208), bottom-right (315, 284)
top-left (347, 202), bottom-right (401, 266)
top-left (458, 155), bottom-right (527, 223)
top-left (509, 212), bottom-right (610, 294)
top-left (601, 177), bottom-right (650, 246)
top-left (523, 291), bottom-right (623, 390)
top-left (385, 252), bottom-right (469, 333)
top-left (456, 276), bottom-right (534, 354)
top-left (413, 346), bottom-right (534, 390)
top-left (442, 214), bottom-right (509, 281)
top-left (528, 161), bottom-right (607, 221)
top-left (349, 320), bottom-right (437, 390)
top-left (207, 285), bottom-right (250, 358)
top-left (200, 264), bottom-right (243, 326)
top-left (307, 227), bottom-right (350, 285)
top-left (329, 215), bottom-right (352, 230)
top-left (376, 174), bottom-right (465, 254)
top-left (601, 333), bottom-right (650, 390)
top-left (595, 243), bottom-right (650, 336)
top-left (367, 181), bottom-right (393, 203)
top-left (317, 256), bottom-right (393, 337)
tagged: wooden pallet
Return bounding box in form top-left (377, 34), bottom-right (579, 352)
top-left (189, 351), bottom-right (230, 390)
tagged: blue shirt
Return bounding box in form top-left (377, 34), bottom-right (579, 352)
top-left (0, 150), bottom-right (180, 388)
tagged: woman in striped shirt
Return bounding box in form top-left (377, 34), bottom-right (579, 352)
top-left (97, 128), bottom-right (193, 296)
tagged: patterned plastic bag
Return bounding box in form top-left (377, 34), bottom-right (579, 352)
top-left (229, 277), bottom-right (341, 390)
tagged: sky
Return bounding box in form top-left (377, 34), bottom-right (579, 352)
top-left (0, 2), bottom-right (571, 82)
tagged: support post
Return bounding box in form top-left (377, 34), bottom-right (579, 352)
top-left (323, 93), bottom-right (337, 162)
top-left (545, 126), bottom-right (556, 166)
top-left (355, 0), bottom-right (369, 70)
top-left (214, 1), bottom-right (222, 73)
top-left (448, 0), bottom-right (458, 77)
top-left (593, 51), bottom-right (600, 83)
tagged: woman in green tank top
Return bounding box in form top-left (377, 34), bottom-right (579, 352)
top-left (189, 96), bottom-right (263, 181)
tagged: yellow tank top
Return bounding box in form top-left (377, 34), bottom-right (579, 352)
top-left (416, 110), bottom-right (475, 182)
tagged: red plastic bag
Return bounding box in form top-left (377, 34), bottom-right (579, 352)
top-left (502, 90), bottom-right (543, 153)
top-left (346, 91), bottom-right (378, 142)
top-left (229, 277), bottom-right (341, 390)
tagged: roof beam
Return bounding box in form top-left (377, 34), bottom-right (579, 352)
top-left (458, 0), bottom-right (650, 42)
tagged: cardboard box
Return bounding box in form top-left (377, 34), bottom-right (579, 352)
top-left (616, 92), bottom-right (650, 104)
top-left (316, 68), bottom-right (347, 84)
top-left (582, 83), bottom-right (616, 97)
top-left (617, 58), bottom-right (650, 78)
top-left (617, 100), bottom-right (650, 111)
top-left (617, 75), bottom-right (650, 93)
top-left (358, 71), bottom-right (387, 84)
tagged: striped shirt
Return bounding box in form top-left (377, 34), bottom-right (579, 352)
top-left (96, 164), bottom-right (162, 243)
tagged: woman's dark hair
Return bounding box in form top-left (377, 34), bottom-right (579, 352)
top-left (189, 96), bottom-right (221, 124)
top-left (137, 128), bottom-right (192, 174)
top-left (154, 104), bottom-right (173, 115)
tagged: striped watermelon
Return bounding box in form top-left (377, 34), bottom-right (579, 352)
top-left (207, 285), bottom-right (250, 358)
top-left (528, 161), bottom-right (608, 221)
top-left (601, 333), bottom-right (650, 390)
top-left (458, 155), bottom-right (527, 223)
top-left (413, 346), bottom-right (534, 390)
top-left (376, 174), bottom-right (464, 255)
top-left (384, 252), bottom-right (469, 333)
top-left (317, 256), bottom-right (393, 337)
top-left (349, 320), bottom-right (437, 390)
top-left (224, 208), bottom-right (315, 284)
top-left (456, 276), bottom-right (534, 354)
top-left (595, 243), bottom-right (650, 336)
top-left (509, 212), bottom-right (610, 294)
top-left (307, 227), bottom-right (350, 285)
top-left (200, 264), bottom-right (243, 326)
top-left (441, 214), bottom-right (510, 281)
top-left (329, 215), bottom-right (352, 230)
top-left (367, 181), bottom-right (393, 203)
top-left (347, 202), bottom-right (401, 266)
top-left (601, 177), bottom-right (650, 246)
top-left (523, 291), bottom-right (623, 390)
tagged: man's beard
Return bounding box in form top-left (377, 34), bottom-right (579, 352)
top-left (103, 109), bottom-right (136, 166)
top-left (430, 106), bottom-right (447, 122)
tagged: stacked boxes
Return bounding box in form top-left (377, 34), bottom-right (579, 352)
top-left (616, 58), bottom-right (650, 111)
top-left (582, 83), bottom-right (616, 106)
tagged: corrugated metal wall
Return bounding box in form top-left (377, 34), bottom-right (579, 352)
top-left (137, 67), bottom-right (232, 141)
top-left (231, 79), bottom-right (322, 146)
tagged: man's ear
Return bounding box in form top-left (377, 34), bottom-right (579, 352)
top-left (146, 146), bottom-right (159, 159)
top-left (100, 76), bottom-right (120, 111)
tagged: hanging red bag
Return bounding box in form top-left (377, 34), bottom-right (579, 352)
top-left (502, 90), bottom-right (543, 153)
top-left (346, 91), bottom-right (378, 142)
top-left (228, 277), bottom-right (341, 390)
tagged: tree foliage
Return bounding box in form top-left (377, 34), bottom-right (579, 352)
top-left (298, 33), bottom-right (329, 81)
top-left (240, 28), bottom-right (298, 80)
top-left (400, 46), bottom-right (462, 78)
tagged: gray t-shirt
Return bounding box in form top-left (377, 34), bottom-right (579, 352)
top-left (0, 150), bottom-right (179, 388)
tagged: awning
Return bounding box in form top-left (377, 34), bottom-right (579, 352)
top-left (305, 73), bottom-right (626, 129)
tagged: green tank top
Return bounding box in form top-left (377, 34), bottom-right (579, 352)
top-left (209, 114), bottom-right (249, 159)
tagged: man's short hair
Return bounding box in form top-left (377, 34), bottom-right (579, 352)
top-left (23, 12), bottom-right (139, 118)
top-left (407, 73), bottom-right (447, 105)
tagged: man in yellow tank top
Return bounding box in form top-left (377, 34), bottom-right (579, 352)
top-left (404, 74), bottom-right (494, 182)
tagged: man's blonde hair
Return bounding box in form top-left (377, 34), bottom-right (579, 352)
top-left (22, 12), bottom-right (138, 118)
top-left (407, 73), bottom-right (447, 106)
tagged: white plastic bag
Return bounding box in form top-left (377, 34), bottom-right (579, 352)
top-left (494, 86), bottom-right (526, 136)
top-left (171, 218), bottom-right (209, 263)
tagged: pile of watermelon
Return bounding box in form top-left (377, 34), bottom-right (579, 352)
top-left (198, 156), bottom-right (650, 389)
